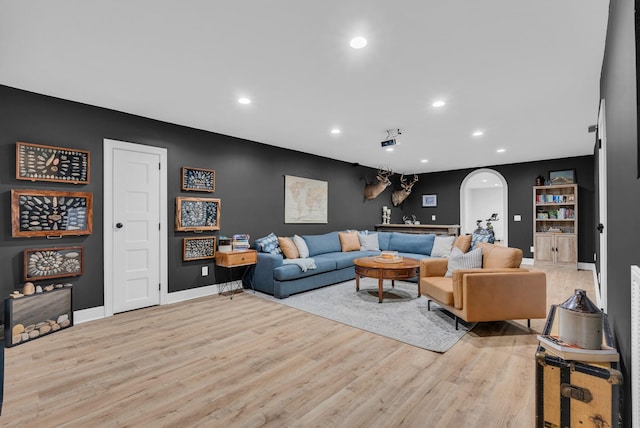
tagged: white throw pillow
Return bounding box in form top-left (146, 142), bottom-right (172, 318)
top-left (358, 232), bottom-right (380, 251)
top-left (431, 235), bottom-right (456, 258)
top-left (445, 247), bottom-right (482, 277)
top-left (293, 235), bottom-right (310, 258)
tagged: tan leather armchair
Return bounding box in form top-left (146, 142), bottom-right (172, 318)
top-left (419, 242), bottom-right (547, 329)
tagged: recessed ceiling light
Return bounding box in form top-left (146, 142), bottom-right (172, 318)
top-left (330, 128), bottom-right (341, 134)
top-left (472, 130), bottom-right (484, 137)
top-left (385, 147), bottom-right (394, 152)
top-left (432, 100), bottom-right (446, 108)
top-left (420, 159), bottom-right (428, 163)
top-left (482, 179), bottom-right (488, 183)
top-left (238, 97), bottom-right (251, 104)
top-left (350, 36), bottom-right (367, 49)
top-left (496, 148), bottom-right (506, 153)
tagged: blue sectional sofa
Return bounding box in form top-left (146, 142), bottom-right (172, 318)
top-left (248, 231), bottom-right (440, 299)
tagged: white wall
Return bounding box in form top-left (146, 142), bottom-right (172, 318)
top-left (467, 187), bottom-right (504, 241)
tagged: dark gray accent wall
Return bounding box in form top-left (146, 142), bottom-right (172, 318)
top-left (0, 84), bottom-right (596, 319)
top-left (600, 0), bottom-right (639, 425)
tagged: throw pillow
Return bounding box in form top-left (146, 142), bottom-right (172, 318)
top-left (453, 234), bottom-right (472, 253)
top-left (445, 247), bottom-right (482, 277)
top-left (254, 232), bottom-right (282, 254)
top-left (431, 235), bottom-right (456, 258)
top-left (293, 235), bottom-right (309, 258)
top-left (278, 237), bottom-right (299, 259)
top-left (358, 231), bottom-right (380, 251)
top-left (338, 231), bottom-right (361, 252)
top-left (470, 231), bottom-right (495, 250)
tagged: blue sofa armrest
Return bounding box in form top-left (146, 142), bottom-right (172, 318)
top-left (251, 252), bottom-right (284, 294)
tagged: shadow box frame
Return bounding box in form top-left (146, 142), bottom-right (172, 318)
top-left (16, 141), bottom-right (90, 184)
top-left (175, 197), bottom-right (221, 232)
top-left (24, 246), bottom-right (84, 281)
top-left (11, 189), bottom-right (93, 238)
top-left (183, 236), bottom-right (217, 261)
top-left (181, 166), bottom-right (215, 192)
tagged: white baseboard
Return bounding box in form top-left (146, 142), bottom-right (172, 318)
top-left (74, 306), bottom-right (106, 324)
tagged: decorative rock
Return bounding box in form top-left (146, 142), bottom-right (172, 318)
top-left (21, 332), bottom-right (29, 341)
top-left (39, 325), bottom-right (52, 334)
top-left (22, 282), bottom-right (35, 295)
top-left (60, 319), bottom-right (70, 328)
top-left (28, 330), bottom-right (40, 339)
top-left (36, 322), bottom-right (46, 328)
top-left (55, 284), bottom-right (63, 289)
top-left (44, 285), bottom-right (54, 292)
top-left (35, 285), bottom-right (43, 293)
top-left (63, 283), bottom-right (73, 288)
top-left (51, 324), bottom-right (61, 332)
top-left (12, 324), bottom-right (25, 336)
top-left (57, 314), bottom-right (69, 324)
top-left (12, 335), bottom-right (22, 345)
top-left (9, 292), bottom-right (24, 299)
top-left (47, 320), bottom-right (57, 326)
top-left (24, 324), bottom-right (35, 333)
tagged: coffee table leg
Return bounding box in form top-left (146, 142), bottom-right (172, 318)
top-left (378, 277), bottom-right (383, 303)
top-left (356, 274), bottom-right (360, 291)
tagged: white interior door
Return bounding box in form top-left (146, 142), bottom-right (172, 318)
top-left (597, 99), bottom-right (608, 310)
top-left (104, 139), bottom-right (167, 315)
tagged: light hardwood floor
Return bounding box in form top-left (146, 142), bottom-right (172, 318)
top-left (2, 266), bottom-right (595, 427)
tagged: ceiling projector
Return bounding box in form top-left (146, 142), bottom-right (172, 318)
top-left (381, 139), bottom-right (397, 148)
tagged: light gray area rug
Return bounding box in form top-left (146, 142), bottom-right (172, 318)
top-left (249, 278), bottom-right (475, 353)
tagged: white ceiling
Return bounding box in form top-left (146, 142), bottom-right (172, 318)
top-left (0, 1), bottom-right (609, 174)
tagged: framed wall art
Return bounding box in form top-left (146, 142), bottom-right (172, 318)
top-left (16, 141), bottom-right (90, 184)
top-left (175, 197), bottom-right (220, 231)
top-left (183, 236), bottom-right (216, 261)
top-left (284, 175), bottom-right (328, 223)
top-left (24, 246), bottom-right (84, 281)
top-left (421, 194), bottom-right (438, 208)
top-left (549, 169), bottom-right (576, 185)
top-left (181, 167), bottom-right (215, 192)
top-left (11, 189), bottom-right (93, 238)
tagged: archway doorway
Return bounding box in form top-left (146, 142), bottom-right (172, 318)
top-left (460, 169), bottom-right (508, 246)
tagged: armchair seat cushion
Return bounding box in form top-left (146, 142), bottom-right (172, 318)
top-left (421, 276), bottom-right (454, 306)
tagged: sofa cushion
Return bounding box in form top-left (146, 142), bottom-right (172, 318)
top-left (278, 237), bottom-right (299, 259)
top-left (445, 247), bottom-right (482, 277)
top-left (255, 232), bottom-right (282, 254)
top-left (421, 276), bottom-right (454, 306)
top-left (454, 234), bottom-right (472, 253)
top-left (358, 231), bottom-right (380, 251)
top-left (338, 231), bottom-right (361, 252)
top-left (431, 235), bottom-right (455, 258)
top-left (389, 232), bottom-right (435, 255)
top-left (273, 257), bottom-right (337, 281)
top-left (303, 232), bottom-right (342, 256)
top-left (314, 251), bottom-right (371, 270)
top-left (377, 232), bottom-right (392, 251)
top-left (293, 235), bottom-right (310, 258)
top-left (476, 243), bottom-right (523, 268)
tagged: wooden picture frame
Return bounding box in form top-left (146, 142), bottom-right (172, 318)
top-left (4, 287), bottom-right (73, 347)
top-left (175, 197), bottom-right (220, 231)
top-left (181, 167), bottom-right (215, 192)
top-left (183, 236), bottom-right (216, 261)
top-left (16, 141), bottom-right (90, 184)
top-left (421, 194), bottom-right (438, 207)
top-left (24, 246), bottom-right (84, 281)
top-left (549, 169), bottom-right (576, 185)
top-left (11, 189), bottom-right (93, 238)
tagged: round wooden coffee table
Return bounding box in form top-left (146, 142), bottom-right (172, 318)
top-left (353, 257), bottom-right (420, 303)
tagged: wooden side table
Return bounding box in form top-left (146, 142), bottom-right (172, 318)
top-left (215, 250), bottom-right (257, 299)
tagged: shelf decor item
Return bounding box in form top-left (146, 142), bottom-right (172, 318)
top-left (183, 236), bottom-right (216, 261)
top-left (16, 142), bottom-right (90, 184)
top-left (549, 169), bottom-right (575, 185)
top-left (11, 189), bottom-right (93, 238)
top-left (24, 246), bottom-right (84, 281)
top-left (421, 194), bottom-right (437, 207)
top-left (181, 167), bottom-right (215, 192)
top-left (175, 197), bottom-right (220, 231)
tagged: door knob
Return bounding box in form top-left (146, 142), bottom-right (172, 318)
top-left (116, 222), bottom-right (123, 229)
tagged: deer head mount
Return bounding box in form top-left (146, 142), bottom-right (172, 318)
top-left (364, 168), bottom-right (393, 200)
top-left (391, 174), bottom-right (419, 206)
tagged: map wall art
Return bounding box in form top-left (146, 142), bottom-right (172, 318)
top-left (16, 142), bottom-right (90, 184)
top-left (11, 189), bottom-right (93, 237)
top-left (284, 175), bottom-right (328, 223)
top-left (24, 246), bottom-right (84, 281)
top-left (175, 197), bottom-right (220, 231)
top-left (181, 167), bottom-right (215, 192)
